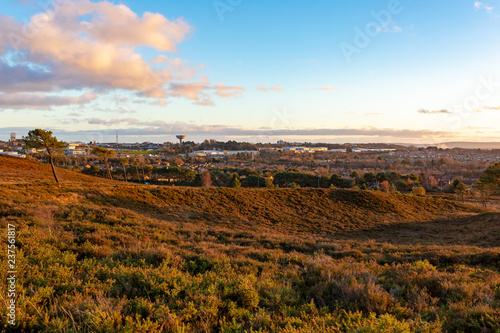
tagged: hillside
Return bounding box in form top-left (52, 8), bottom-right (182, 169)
top-left (0, 155), bottom-right (485, 236)
top-left (1, 156), bottom-right (499, 332)
top-left (0, 155), bottom-right (117, 185)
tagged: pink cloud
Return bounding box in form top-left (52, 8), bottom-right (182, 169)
top-left (256, 85), bottom-right (282, 93)
top-left (170, 77), bottom-right (244, 105)
top-left (214, 83), bottom-right (245, 98)
top-left (321, 86), bottom-right (339, 91)
top-left (0, 0), bottom-right (242, 108)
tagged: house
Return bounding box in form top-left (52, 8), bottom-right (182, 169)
top-left (65, 143), bottom-right (89, 156)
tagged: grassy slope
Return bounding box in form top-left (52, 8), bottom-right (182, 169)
top-left (0, 156), bottom-right (485, 231)
top-left (0, 155), bottom-right (116, 184)
top-left (1, 156), bottom-right (499, 332)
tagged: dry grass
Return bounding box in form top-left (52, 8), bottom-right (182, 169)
top-left (0, 156), bottom-right (499, 332)
top-left (0, 155), bottom-right (118, 185)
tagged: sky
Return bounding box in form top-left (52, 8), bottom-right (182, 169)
top-left (0, 0), bottom-right (500, 144)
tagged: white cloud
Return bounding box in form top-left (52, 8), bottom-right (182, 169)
top-left (474, 1), bottom-right (494, 12)
top-left (88, 117), bottom-right (138, 126)
top-left (417, 108), bottom-right (452, 114)
top-left (376, 21), bottom-right (402, 33)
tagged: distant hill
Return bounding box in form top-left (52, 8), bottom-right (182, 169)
top-left (438, 141), bottom-right (500, 149)
top-left (407, 142), bottom-right (500, 149)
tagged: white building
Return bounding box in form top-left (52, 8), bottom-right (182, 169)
top-left (189, 150), bottom-right (225, 157)
top-left (65, 143), bottom-right (89, 156)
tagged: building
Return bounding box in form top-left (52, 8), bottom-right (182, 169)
top-left (65, 143), bottom-right (89, 156)
top-left (224, 150), bottom-right (260, 156)
top-left (189, 150), bottom-right (225, 157)
top-left (5, 133), bottom-right (25, 152)
top-left (282, 146), bottom-right (327, 153)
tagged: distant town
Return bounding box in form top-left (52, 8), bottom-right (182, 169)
top-left (0, 132), bottom-right (399, 158)
top-left (1, 131), bottom-right (499, 194)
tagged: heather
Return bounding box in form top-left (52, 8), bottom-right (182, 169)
top-left (0, 156), bottom-right (499, 332)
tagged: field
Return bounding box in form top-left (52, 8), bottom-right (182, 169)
top-left (0, 156), bottom-right (499, 332)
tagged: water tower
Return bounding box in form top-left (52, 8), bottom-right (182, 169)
top-left (176, 135), bottom-right (186, 144)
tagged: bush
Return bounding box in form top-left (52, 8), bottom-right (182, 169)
top-left (412, 187), bottom-right (426, 196)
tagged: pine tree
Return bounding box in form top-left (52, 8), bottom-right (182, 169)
top-left (24, 129), bottom-right (67, 183)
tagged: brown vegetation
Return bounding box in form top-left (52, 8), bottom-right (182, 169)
top-left (0, 155), bottom-right (117, 185)
top-left (0, 155), bottom-right (499, 332)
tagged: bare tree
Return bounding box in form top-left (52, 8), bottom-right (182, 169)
top-left (380, 180), bottom-right (390, 193)
top-left (201, 170), bottom-right (212, 187)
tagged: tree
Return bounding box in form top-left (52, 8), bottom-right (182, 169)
top-left (201, 170), bottom-right (212, 187)
top-left (23, 129), bottom-right (67, 183)
top-left (452, 178), bottom-right (462, 188)
top-left (245, 174), bottom-right (264, 188)
top-left (380, 180), bottom-right (390, 193)
top-left (474, 163), bottom-right (500, 207)
top-left (422, 176), bottom-right (438, 190)
top-left (143, 165), bottom-right (154, 183)
top-left (92, 147), bottom-right (115, 180)
top-left (232, 176), bottom-right (241, 188)
top-left (452, 178), bottom-right (468, 201)
top-left (82, 164), bottom-right (101, 176)
top-left (132, 159), bottom-right (142, 183)
top-left (173, 157), bottom-right (184, 166)
top-left (350, 171), bottom-right (360, 179)
top-left (265, 178), bottom-right (275, 189)
top-left (476, 162), bottom-right (500, 195)
top-left (119, 158), bottom-right (129, 182)
top-left (329, 174), bottom-right (352, 188)
top-left (363, 172), bottom-right (376, 186)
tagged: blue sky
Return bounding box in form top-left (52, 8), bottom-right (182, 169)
top-left (0, 0), bottom-right (499, 144)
